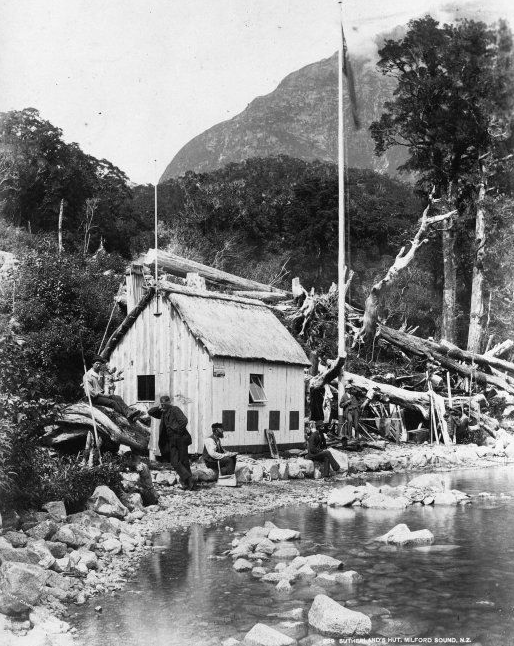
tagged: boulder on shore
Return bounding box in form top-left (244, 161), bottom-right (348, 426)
top-left (327, 486), bottom-right (358, 507)
top-left (0, 561), bottom-right (49, 615)
top-left (87, 485), bottom-right (129, 519)
top-left (308, 594), bottom-right (371, 637)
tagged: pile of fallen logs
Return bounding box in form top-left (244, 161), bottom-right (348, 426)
top-left (42, 403), bottom-right (150, 453)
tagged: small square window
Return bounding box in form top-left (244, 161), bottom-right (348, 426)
top-left (247, 410), bottom-right (259, 432)
top-left (249, 374), bottom-right (267, 403)
top-left (222, 410), bottom-right (236, 433)
top-left (289, 411), bottom-right (300, 431)
top-left (137, 375), bottom-right (155, 401)
top-left (269, 411), bottom-right (280, 431)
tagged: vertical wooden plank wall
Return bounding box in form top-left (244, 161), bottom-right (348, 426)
top-left (212, 358), bottom-right (305, 449)
top-left (108, 296), bottom-right (304, 454)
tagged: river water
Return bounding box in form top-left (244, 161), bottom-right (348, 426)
top-left (72, 466), bottom-right (514, 646)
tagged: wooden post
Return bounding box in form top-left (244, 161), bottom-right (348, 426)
top-left (337, 0), bottom-right (347, 435)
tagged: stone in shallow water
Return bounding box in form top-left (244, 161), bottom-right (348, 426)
top-left (353, 604), bottom-right (391, 618)
top-left (375, 616), bottom-right (429, 638)
top-left (303, 554), bottom-right (342, 572)
top-left (308, 594), bottom-right (371, 637)
top-left (273, 546), bottom-right (300, 560)
top-left (243, 622), bottom-right (296, 646)
top-left (233, 558), bottom-right (253, 572)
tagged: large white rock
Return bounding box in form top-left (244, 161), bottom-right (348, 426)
top-left (268, 528), bottom-right (300, 542)
top-left (376, 524), bottom-right (433, 546)
top-left (407, 474), bottom-right (445, 491)
top-left (297, 458), bottom-right (315, 477)
top-left (327, 448), bottom-right (349, 473)
top-left (287, 461), bottom-right (304, 479)
top-left (327, 486), bottom-right (358, 507)
top-left (375, 524), bottom-right (410, 543)
top-left (361, 494), bottom-right (410, 509)
top-left (87, 486), bottom-right (128, 519)
top-left (308, 594), bottom-right (371, 637)
top-left (335, 570), bottom-right (363, 583)
top-left (303, 554), bottom-right (342, 572)
top-left (246, 526), bottom-right (270, 539)
top-left (244, 623), bottom-right (296, 646)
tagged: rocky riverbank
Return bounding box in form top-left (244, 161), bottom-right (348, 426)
top-left (1, 438), bottom-right (513, 646)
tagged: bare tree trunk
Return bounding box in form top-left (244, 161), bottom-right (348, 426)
top-left (355, 201), bottom-right (456, 344)
top-left (441, 226), bottom-right (457, 343)
top-left (467, 171), bottom-right (487, 353)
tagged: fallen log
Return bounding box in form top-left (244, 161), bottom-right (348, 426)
top-left (44, 403), bottom-right (150, 451)
top-left (379, 326), bottom-right (514, 395)
top-left (485, 339), bottom-right (514, 358)
top-left (344, 371), bottom-right (430, 417)
top-left (144, 248), bottom-right (289, 295)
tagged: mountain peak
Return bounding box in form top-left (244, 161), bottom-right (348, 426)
top-left (160, 52), bottom-right (404, 183)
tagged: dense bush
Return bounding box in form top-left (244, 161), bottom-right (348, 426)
top-left (4, 239), bottom-right (125, 400)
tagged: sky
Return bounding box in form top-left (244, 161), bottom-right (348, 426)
top-left (0, 0), bottom-right (512, 184)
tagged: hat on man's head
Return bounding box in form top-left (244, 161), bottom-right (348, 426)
top-left (92, 355), bottom-right (106, 364)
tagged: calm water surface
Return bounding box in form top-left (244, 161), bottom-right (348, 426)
top-left (72, 466), bottom-right (514, 646)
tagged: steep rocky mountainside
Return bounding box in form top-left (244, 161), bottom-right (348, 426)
top-left (160, 53), bottom-right (406, 182)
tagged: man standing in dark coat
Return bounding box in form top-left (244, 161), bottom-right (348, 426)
top-left (148, 395), bottom-right (194, 490)
top-left (306, 423), bottom-right (341, 479)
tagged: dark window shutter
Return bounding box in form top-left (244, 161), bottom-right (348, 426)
top-left (137, 375), bottom-right (155, 401)
top-left (222, 410), bottom-right (236, 433)
top-left (289, 411), bottom-right (300, 430)
top-left (247, 410), bottom-right (259, 432)
top-left (269, 411), bottom-right (280, 431)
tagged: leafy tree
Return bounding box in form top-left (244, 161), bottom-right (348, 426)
top-left (5, 239), bottom-right (125, 400)
top-left (371, 16), bottom-right (514, 347)
top-left (0, 108), bottom-right (140, 257)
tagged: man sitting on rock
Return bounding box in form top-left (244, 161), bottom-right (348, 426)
top-left (306, 422), bottom-right (341, 479)
top-left (203, 423), bottom-right (237, 476)
top-left (83, 356), bottom-right (140, 420)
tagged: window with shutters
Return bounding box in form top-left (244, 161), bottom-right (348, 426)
top-left (247, 410), bottom-right (259, 432)
top-left (269, 410), bottom-right (280, 431)
top-left (249, 374), bottom-right (267, 404)
top-left (289, 410), bottom-right (300, 430)
top-left (222, 410), bottom-right (236, 434)
top-left (137, 375), bottom-right (155, 401)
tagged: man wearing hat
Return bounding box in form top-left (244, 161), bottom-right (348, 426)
top-left (83, 356), bottom-right (140, 420)
top-left (203, 423), bottom-right (237, 476)
top-left (306, 422), bottom-right (341, 479)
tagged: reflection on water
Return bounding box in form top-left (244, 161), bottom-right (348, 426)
top-left (73, 466), bottom-right (514, 646)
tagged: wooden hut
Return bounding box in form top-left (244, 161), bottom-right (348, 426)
top-left (102, 265), bottom-right (310, 455)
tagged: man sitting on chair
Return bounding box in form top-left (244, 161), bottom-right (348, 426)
top-left (203, 423), bottom-right (237, 476)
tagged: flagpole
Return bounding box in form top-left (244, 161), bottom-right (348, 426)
top-left (337, 0), bottom-right (347, 434)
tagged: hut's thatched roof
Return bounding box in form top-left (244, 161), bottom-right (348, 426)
top-left (103, 283), bottom-right (309, 366)
top-left (167, 291), bottom-right (309, 365)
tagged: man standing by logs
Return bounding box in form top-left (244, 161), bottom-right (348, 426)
top-left (148, 395), bottom-right (194, 491)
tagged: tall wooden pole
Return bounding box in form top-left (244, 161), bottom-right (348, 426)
top-left (154, 161), bottom-right (162, 317)
top-left (337, 1), bottom-right (347, 433)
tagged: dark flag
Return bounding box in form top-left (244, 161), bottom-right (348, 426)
top-left (341, 24), bottom-right (361, 130)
